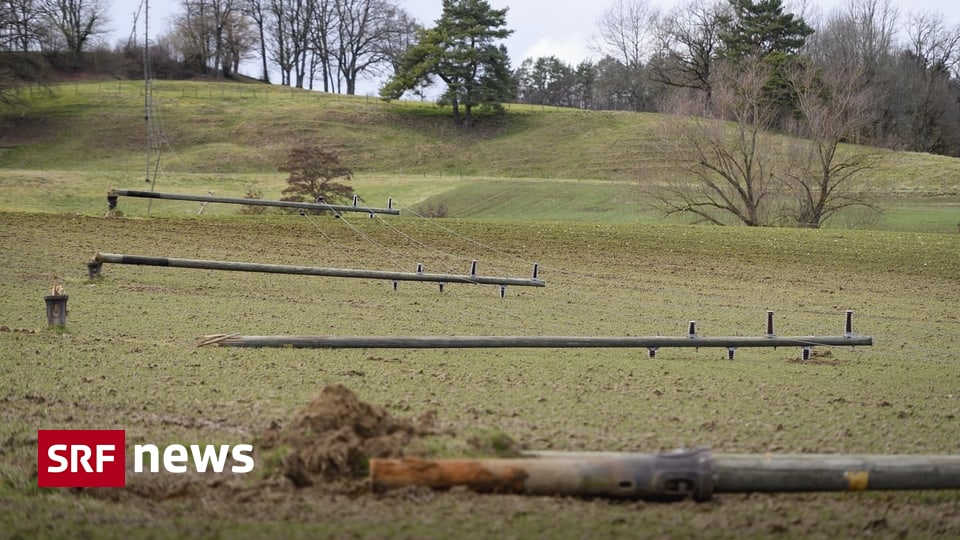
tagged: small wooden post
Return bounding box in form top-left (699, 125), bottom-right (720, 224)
top-left (87, 260), bottom-right (102, 280)
top-left (845, 310), bottom-right (854, 338)
top-left (766, 311), bottom-right (775, 337)
top-left (688, 321), bottom-right (697, 338)
top-left (44, 295), bottom-right (68, 328)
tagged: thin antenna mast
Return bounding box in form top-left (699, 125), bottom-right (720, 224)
top-left (144, 0), bottom-right (156, 213)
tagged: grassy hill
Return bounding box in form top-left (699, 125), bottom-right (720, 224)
top-left (1, 80), bottom-right (959, 537)
top-left (1, 80), bottom-right (959, 230)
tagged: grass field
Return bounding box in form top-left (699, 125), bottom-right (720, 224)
top-left (1, 80), bottom-right (960, 538)
top-left (3, 81), bottom-right (960, 232)
top-left (1, 210), bottom-right (958, 538)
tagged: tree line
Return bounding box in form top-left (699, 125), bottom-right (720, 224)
top-left (513, 0), bottom-right (960, 159)
top-left (0, 0), bottom-right (419, 97)
top-left (4, 0), bottom-right (958, 156)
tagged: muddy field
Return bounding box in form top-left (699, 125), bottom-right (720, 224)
top-left (1, 211), bottom-right (959, 538)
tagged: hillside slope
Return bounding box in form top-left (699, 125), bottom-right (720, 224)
top-left (1, 80), bottom-right (959, 230)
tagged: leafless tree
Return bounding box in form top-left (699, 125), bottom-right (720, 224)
top-left (377, 3), bottom-right (418, 78)
top-left (906, 12), bottom-right (960, 78)
top-left (653, 57), bottom-right (780, 226)
top-left (331, 0), bottom-right (405, 95)
top-left (805, 0), bottom-right (899, 74)
top-left (267, 0), bottom-right (314, 87)
top-left (307, 0), bottom-right (334, 91)
top-left (242, 0), bottom-right (271, 81)
top-left (650, 0), bottom-right (727, 106)
top-left (898, 13), bottom-right (960, 154)
top-left (39, 0), bottom-right (109, 55)
top-left (779, 63), bottom-right (882, 228)
top-left (170, 0), bottom-right (254, 77)
top-left (2, 0), bottom-right (44, 51)
top-left (208, 0), bottom-right (241, 77)
top-left (590, 0), bottom-right (660, 111)
top-left (593, 0), bottom-right (657, 68)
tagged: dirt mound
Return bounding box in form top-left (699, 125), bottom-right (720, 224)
top-left (263, 384), bottom-right (438, 488)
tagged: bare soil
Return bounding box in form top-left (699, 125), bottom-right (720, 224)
top-left (16, 385), bottom-right (950, 539)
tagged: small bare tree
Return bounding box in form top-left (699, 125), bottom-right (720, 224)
top-left (653, 57), bottom-right (780, 226)
top-left (279, 145), bottom-right (355, 211)
top-left (779, 63), bottom-right (882, 228)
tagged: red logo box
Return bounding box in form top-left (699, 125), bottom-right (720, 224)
top-left (37, 430), bottom-right (126, 488)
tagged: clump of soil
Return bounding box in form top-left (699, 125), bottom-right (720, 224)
top-left (262, 384), bottom-right (438, 488)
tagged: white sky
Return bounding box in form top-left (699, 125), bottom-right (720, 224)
top-left (105, 0), bottom-right (960, 89)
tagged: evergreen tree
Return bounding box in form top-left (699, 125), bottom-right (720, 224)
top-left (379, 0), bottom-right (514, 126)
top-left (718, 0), bottom-right (812, 60)
top-left (717, 0), bottom-right (813, 110)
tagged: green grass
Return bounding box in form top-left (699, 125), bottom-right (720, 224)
top-left (1, 211), bottom-right (959, 538)
top-left (3, 80), bottom-right (960, 231)
top-left (1, 79), bottom-right (960, 537)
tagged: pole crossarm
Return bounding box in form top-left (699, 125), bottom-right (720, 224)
top-left (108, 189), bottom-right (400, 215)
top-left (198, 334), bottom-right (873, 349)
top-left (93, 253), bottom-right (546, 288)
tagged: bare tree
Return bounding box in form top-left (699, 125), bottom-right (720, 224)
top-left (650, 0), bottom-right (727, 105)
top-left (332, 0), bottom-right (407, 95)
top-left (593, 0), bottom-right (657, 68)
top-left (779, 64), bottom-right (882, 228)
top-left (308, 0), bottom-right (334, 91)
top-left (222, 6), bottom-right (257, 75)
top-left (39, 0), bottom-right (109, 55)
top-left (2, 0), bottom-right (45, 51)
top-left (899, 13), bottom-right (960, 154)
top-left (207, 0), bottom-right (240, 77)
top-left (266, 0), bottom-right (314, 87)
top-left (242, 0), bottom-right (271, 81)
top-left (377, 2), bottom-right (418, 78)
top-left (805, 0), bottom-right (899, 74)
top-left (590, 0), bottom-right (658, 110)
top-left (906, 12), bottom-right (960, 78)
top-left (653, 58), bottom-right (780, 226)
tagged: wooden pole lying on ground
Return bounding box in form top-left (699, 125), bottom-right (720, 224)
top-left (92, 253), bottom-right (545, 288)
top-left (108, 189), bottom-right (400, 215)
top-left (198, 334), bottom-right (872, 349)
top-left (369, 449), bottom-right (960, 501)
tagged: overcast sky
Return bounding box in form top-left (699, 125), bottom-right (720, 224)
top-left (107, 0), bottom-right (959, 89)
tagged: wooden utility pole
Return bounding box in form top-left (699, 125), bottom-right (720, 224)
top-left (199, 334), bottom-right (871, 349)
top-left (370, 450), bottom-right (960, 501)
top-left (107, 189), bottom-right (400, 216)
top-left (92, 253), bottom-right (544, 288)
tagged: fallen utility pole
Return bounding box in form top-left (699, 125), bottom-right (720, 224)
top-left (370, 449), bottom-right (960, 501)
top-left (199, 334), bottom-right (872, 349)
top-left (199, 311), bottom-right (871, 356)
top-left (107, 189), bottom-right (400, 215)
top-left (92, 253), bottom-right (545, 288)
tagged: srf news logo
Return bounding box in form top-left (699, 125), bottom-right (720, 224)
top-left (37, 430), bottom-right (254, 488)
